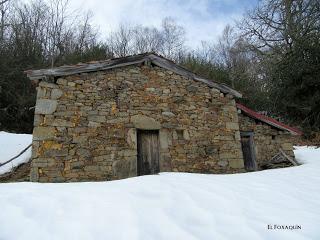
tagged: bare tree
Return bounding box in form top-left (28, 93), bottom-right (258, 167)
top-left (108, 24), bottom-right (133, 57)
top-left (195, 41), bottom-right (216, 62)
top-left (0, 0), bottom-right (107, 132)
top-left (214, 25), bottom-right (247, 88)
top-left (7, 0), bottom-right (104, 65)
top-left (46, 0), bottom-right (70, 66)
top-left (238, 0), bottom-right (320, 130)
top-left (77, 12), bottom-right (95, 52)
top-left (106, 17), bottom-right (186, 60)
top-left (239, 0), bottom-right (320, 54)
top-left (0, 0), bottom-right (10, 43)
top-left (160, 17), bottom-right (185, 59)
top-left (132, 25), bottom-right (162, 53)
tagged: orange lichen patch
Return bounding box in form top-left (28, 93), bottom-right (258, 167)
top-left (64, 91), bottom-right (74, 98)
top-left (42, 141), bottom-right (62, 150)
top-left (111, 104), bottom-right (117, 114)
top-left (64, 161), bottom-right (71, 172)
top-left (72, 115), bottom-right (81, 126)
top-left (37, 140), bottom-right (62, 156)
top-left (144, 95), bottom-right (161, 103)
top-left (107, 123), bottom-right (125, 131)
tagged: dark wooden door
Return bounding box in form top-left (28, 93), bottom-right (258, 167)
top-left (240, 134), bottom-right (257, 171)
top-left (137, 130), bottom-right (160, 176)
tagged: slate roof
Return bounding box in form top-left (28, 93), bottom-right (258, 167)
top-left (236, 103), bottom-right (303, 135)
top-left (25, 52), bottom-right (242, 98)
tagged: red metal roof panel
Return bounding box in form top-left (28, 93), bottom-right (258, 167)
top-left (236, 103), bottom-right (303, 135)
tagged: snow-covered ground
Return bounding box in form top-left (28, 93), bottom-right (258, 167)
top-left (0, 131), bottom-right (32, 174)
top-left (0, 132), bottom-right (319, 240)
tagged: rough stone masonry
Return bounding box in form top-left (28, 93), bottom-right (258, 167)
top-left (238, 113), bottom-right (295, 168)
top-left (30, 64), bottom-right (245, 182)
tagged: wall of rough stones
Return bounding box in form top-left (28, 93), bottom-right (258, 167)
top-left (238, 113), bottom-right (295, 168)
top-left (30, 64), bottom-right (245, 182)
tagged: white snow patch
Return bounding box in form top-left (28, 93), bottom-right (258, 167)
top-left (294, 146), bottom-right (320, 164)
top-left (0, 131), bottom-right (32, 174)
top-left (0, 137), bottom-right (320, 239)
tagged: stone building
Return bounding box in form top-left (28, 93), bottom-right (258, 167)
top-left (25, 53), bottom-right (301, 182)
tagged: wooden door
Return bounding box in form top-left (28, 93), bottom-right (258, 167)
top-left (137, 130), bottom-right (160, 176)
top-left (240, 133), bottom-right (257, 171)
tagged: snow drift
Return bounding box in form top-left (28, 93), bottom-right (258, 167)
top-left (0, 132), bottom-right (319, 240)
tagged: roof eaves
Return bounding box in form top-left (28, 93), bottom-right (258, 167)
top-left (25, 52), bottom-right (242, 98)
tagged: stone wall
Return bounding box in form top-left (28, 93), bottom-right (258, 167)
top-left (31, 64), bottom-right (245, 182)
top-left (238, 113), bottom-right (295, 168)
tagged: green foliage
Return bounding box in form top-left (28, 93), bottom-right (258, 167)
top-left (270, 37), bottom-right (320, 131)
top-left (0, 54), bottom-right (36, 133)
top-left (239, 0), bottom-right (320, 132)
top-left (56, 44), bottom-right (113, 66)
top-left (180, 54), bottom-right (230, 85)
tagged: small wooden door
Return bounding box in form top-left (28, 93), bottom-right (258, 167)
top-left (240, 132), bottom-right (257, 171)
top-left (137, 130), bottom-right (160, 176)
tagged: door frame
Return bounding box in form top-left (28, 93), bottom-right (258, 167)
top-left (240, 131), bottom-right (257, 171)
